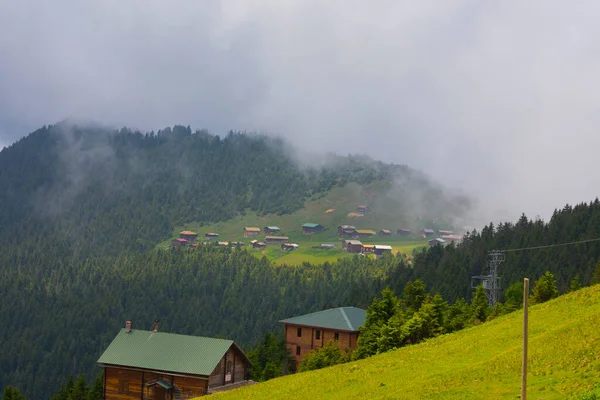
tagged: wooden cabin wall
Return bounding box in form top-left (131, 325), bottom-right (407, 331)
top-left (104, 367), bottom-right (143, 400)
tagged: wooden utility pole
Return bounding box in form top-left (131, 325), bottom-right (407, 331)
top-left (521, 278), bottom-right (529, 400)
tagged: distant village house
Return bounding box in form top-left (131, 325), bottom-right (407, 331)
top-left (337, 225), bottom-right (357, 237)
top-left (205, 232), bottom-right (219, 239)
top-left (250, 240), bottom-right (266, 250)
top-left (264, 226), bottom-right (281, 235)
top-left (429, 238), bottom-right (446, 247)
top-left (180, 231), bottom-right (198, 242)
top-left (279, 307), bottom-right (366, 368)
top-left (355, 229), bottom-right (376, 238)
top-left (379, 229), bottom-right (391, 236)
top-left (361, 244), bottom-right (375, 254)
top-left (342, 239), bottom-right (363, 253)
top-left (281, 243), bottom-right (299, 251)
top-left (265, 236), bottom-right (289, 244)
top-left (302, 223), bottom-right (324, 234)
top-left (441, 235), bottom-right (463, 244)
top-left (422, 229), bottom-right (435, 237)
top-left (97, 321), bottom-right (251, 399)
top-left (437, 230), bottom-right (453, 236)
top-left (243, 227), bottom-right (261, 237)
top-left (397, 228), bottom-right (412, 236)
top-left (373, 245), bottom-right (393, 256)
top-left (172, 238), bottom-right (188, 248)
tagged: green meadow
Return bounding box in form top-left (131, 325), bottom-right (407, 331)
top-left (158, 182), bottom-right (436, 265)
top-left (210, 284), bottom-right (600, 400)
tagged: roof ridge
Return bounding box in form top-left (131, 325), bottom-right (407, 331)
top-left (119, 328), bottom-right (234, 343)
top-left (339, 307), bottom-right (353, 330)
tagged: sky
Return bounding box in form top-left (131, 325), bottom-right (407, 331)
top-left (1, 0), bottom-right (600, 224)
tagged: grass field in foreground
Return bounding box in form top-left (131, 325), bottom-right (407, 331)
top-left (157, 182), bottom-right (435, 265)
top-left (210, 285), bottom-right (600, 400)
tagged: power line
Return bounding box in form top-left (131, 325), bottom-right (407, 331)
top-left (496, 237), bottom-right (600, 253)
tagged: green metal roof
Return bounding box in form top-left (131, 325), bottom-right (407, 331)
top-left (279, 307), bottom-right (366, 331)
top-left (302, 223), bottom-right (322, 228)
top-left (97, 329), bottom-right (243, 376)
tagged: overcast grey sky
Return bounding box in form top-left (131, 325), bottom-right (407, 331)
top-left (1, 1), bottom-right (599, 224)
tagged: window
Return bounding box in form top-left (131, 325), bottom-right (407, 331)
top-left (334, 332), bottom-right (339, 341)
top-left (315, 330), bottom-right (321, 340)
top-left (296, 345), bottom-right (301, 355)
top-left (118, 380), bottom-right (129, 394)
top-left (297, 327), bottom-right (302, 337)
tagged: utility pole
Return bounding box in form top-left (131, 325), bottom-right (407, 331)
top-left (522, 278), bottom-right (529, 400)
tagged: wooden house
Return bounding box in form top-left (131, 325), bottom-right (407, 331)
top-left (373, 245), bottom-right (393, 256)
top-left (302, 223), bottom-right (324, 234)
top-left (281, 243), bottom-right (299, 251)
top-left (264, 226), bottom-right (281, 235)
top-left (356, 205), bottom-right (369, 213)
top-left (265, 236), bottom-right (289, 244)
top-left (179, 231), bottom-right (198, 242)
top-left (250, 240), bottom-right (266, 250)
top-left (342, 239), bottom-right (363, 253)
top-left (429, 238), bottom-right (446, 247)
top-left (243, 227), bottom-right (261, 237)
top-left (337, 225), bottom-right (357, 237)
top-left (279, 307), bottom-right (366, 368)
top-left (96, 322), bottom-right (251, 399)
top-left (422, 229), bottom-right (435, 237)
top-left (437, 230), bottom-right (454, 236)
top-left (217, 241), bottom-right (229, 246)
top-left (361, 244), bottom-right (375, 254)
top-left (379, 229), bottom-right (392, 236)
top-left (171, 238), bottom-right (188, 248)
top-left (397, 228), bottom-right (412, 236)
top-left (205, 233), bottom-right (219, 239)
top-left (441, 234), bottom-right (463, 244)
top-left (355, 229), bottom-right (376, 238)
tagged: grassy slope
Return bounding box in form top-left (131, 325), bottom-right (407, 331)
top-left (212, 285), bottom-right (600, 399)
top-left (159, 181), bottom-right (434, 265)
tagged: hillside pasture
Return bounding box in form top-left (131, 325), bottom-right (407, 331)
top-left (211, 285), bottom-right (600, 399)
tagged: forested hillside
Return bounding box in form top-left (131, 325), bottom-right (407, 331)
top-left (0, 121), bottom-right (466, 257)
top-left (1, 123), bottom-right (600, 398)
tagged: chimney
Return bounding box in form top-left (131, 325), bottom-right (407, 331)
top-left (152, 319), bottom-right (159, 333)
top-left (125, 320), bottom-right (132, 333)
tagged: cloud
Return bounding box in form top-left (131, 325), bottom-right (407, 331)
top-left (1, 1), bottom-right (600, 224)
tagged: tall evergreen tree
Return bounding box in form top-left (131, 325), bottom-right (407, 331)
top-left (532, 271), bottom-right (559, 304)
top-left (2, 387), bottom-right (26, 400)
top-left (471, 285), bottom-right (490, 322)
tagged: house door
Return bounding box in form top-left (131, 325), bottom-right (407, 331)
top-left (153, 386), bottom-right (168, 400)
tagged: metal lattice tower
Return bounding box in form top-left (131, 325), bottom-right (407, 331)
top-left (471, 251), bottom-right (504, 307)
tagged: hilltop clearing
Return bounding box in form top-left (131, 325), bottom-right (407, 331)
top-left (159, 181), bottom-right (453, 265)
top-left (212, 284), bottom-right (600, 400)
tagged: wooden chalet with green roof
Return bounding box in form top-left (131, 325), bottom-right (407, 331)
top-left (301, 223), bottom-right (324, 234)
top-left (279, 307), bottom-right (366, 368)
top-left (96, 322), bottom-right (251, 399)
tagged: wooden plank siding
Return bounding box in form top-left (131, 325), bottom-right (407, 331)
top-left (208, 347), bottom-right (248, 390)
top-left (283, 324), bottom-right (359, 368)
top-left (104, 367), bottom-right (209, 399)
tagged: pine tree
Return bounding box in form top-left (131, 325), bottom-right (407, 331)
top-left (592, 263), bottom-right (600, 285)
top-left (471, 285), bottom-right (490, 323)
top-left (532, 271), bottom-right (559, 304)
top-left (2, 386), bottom-right (26, 400)
top-left (569, 274), bottom-right (583, 292)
